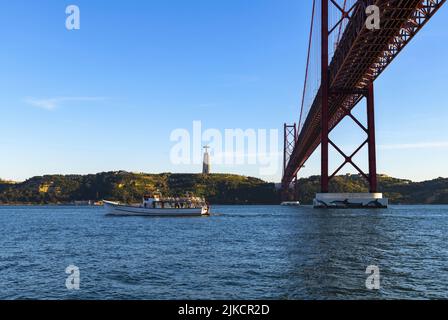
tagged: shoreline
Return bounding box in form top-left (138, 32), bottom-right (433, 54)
top-left (1, 203), bottom-right (448, 207)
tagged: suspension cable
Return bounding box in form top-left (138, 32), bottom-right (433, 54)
top-left (336, 0), bottom-right (348, 45)
top-left (298, 0), bottom-right (316, 136)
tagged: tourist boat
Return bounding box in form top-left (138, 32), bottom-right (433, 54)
top-left (103, 192), bottom-right (211, 217)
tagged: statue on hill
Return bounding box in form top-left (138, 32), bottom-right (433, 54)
top-left (202, 146), bottom-right (210, 175)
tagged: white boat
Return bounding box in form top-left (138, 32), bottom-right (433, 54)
top-left (281, 201), bottom-right (301, 206)
top-left (104, 193), bottom-right (210, 217)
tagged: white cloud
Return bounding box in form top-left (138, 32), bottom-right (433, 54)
top-left (24, 96), bottom-right (107, 110)
top-left (379, 141), bottom-right (448, 150)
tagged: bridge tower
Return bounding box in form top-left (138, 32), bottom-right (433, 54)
top-left (282, 124), bottom-right (298, 201)
top-left (315, 0), bottom-right (383, 207)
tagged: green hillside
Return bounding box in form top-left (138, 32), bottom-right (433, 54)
top-left (0, 172), bottom-right (447, 205)
top-left (0, 172), bottom-right (278, 205)
top-left (296, 174), bottom-right (448, 204)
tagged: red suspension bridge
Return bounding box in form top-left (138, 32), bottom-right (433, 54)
top-left (282, 0), bottom-right (446, 207)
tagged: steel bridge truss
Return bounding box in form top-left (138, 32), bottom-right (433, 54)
top-left (282, 0), bottom-right (446, 195)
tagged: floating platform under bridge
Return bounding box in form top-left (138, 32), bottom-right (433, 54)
top-left (313, 193), bottom-right (388, 209)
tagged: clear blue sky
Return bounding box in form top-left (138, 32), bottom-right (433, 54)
top-left (0, 0), bottom-right (447, 182)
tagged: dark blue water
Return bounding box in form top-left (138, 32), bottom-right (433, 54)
top-left (1, 205), bottom-right (448, 300)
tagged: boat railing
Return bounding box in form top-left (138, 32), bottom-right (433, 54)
top-left (149, 199), bottom-right (206, 209)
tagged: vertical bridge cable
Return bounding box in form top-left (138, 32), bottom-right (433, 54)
top-left (336, 0), bottom-right (348, 46)
top-left (298, 0), bottom-right (316, 136)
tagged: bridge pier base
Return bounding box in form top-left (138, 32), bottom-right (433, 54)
top-left (313, 193), bottom-right (388, 209)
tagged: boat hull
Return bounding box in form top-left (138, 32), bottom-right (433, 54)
top-left (103, 201), bottom-right (209, 217)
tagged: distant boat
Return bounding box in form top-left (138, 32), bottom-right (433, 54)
top-left (104, 192), bottom-right (210, 217)
top-left (281, 201), bottom-right (301, 206)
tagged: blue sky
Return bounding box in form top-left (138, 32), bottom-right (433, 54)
top-left (0, 0), bottom-right (447, 182)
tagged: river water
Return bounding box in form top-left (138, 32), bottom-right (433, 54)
top-left (0, 205), bottom-right (447, 299)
